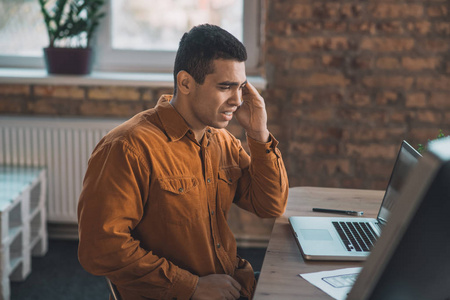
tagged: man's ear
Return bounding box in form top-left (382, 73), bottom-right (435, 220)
top-left (176, 71), bottom-right (194, 95)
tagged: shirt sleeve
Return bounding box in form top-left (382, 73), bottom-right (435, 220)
top-left (77, 140), bottom-right (198, 300)
top-left (234, 133), bottom-right (289, 218)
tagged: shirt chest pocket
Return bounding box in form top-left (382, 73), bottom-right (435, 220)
top-left (218, 167), bottom-right (242, 215)
top-left (157, 176), bottom-right (202, 226)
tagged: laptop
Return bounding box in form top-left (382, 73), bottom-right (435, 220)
top-left (289, 140), bottom-right (421, 261)
top-left (347, 137), bottom-right (450, 299)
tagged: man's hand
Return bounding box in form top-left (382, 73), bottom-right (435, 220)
top-left (191, 274), bottom-right (242, 300)
top-left (234, 82), bottom-right (270, 143)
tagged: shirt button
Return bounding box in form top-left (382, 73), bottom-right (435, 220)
top-left (216, 243), bottom-right (221, 248)
top-left (178, 188), bottom-right (184, 193)
top-left (211, 210), bottom-right (214, 215)
top-left (207, 178), bottom-right (211, 183)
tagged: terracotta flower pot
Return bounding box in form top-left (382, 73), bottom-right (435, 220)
top-left (44, 47), bottom-right (93, 75)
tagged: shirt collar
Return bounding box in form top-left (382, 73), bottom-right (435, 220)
top-left (155, 94), bottom-right (218, 143)
top-left (155, 95), bottom-right (191, 142)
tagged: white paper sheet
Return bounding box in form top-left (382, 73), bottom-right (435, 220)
top-left (300, 267), bottom-right (362, 300)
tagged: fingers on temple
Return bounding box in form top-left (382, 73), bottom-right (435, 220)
top-left (243, 81), bottom-right (257, 95)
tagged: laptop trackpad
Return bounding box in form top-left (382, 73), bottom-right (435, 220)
top-left (300, 229), bottom-right (333, 241)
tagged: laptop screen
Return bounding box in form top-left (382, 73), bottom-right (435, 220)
top-left (377, 141), bottom-right (421, 224)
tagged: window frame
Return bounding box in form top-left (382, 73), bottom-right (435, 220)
top-left (0, 0), bottom-right (262, 75)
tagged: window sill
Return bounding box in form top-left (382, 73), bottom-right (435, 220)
top-left (0, 68), bottom-right (267, 90)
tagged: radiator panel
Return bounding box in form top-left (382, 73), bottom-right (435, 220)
top-left (0, 117), bottom-right (124, 223)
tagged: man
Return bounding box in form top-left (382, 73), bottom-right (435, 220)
top-left (78, 24), bottom-right (288, 300)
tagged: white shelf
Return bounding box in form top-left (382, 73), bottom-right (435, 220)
top-left (0, 166), bottom-right (47, 300)
top-left (7, 228), bottom-right (21, 246)
top-left (8, 258), bottom-right (22, 275)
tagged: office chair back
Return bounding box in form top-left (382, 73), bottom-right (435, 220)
top-left (106, 277), bottom-right (122, 300)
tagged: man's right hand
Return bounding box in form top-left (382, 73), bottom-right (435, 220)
top-left (191, 274), bottom-right (242, 300)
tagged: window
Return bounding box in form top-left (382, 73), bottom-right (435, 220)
top-left (0, 0), bottom-right (261, 74)
top-left (0, 0), bottom-right (48, 68)
top-left (111, 0), bottom-right (243, 51)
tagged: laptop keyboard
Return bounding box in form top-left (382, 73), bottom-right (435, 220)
top-left (332, 221), bottom-right (378, 252)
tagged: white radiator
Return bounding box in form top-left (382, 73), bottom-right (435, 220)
top-left (0, 117), bottom-right (124, 223)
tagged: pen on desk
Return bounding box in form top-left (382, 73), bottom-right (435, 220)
top-left (312, 208), bottom-right (364, 216)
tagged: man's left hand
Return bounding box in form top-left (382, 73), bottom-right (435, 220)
top-left (234, 82), bottom-right (270, 143)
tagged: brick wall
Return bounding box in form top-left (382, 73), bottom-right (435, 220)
top-left (0, 85), bottom-right (167, 118)
top-left (264, 0), bottom-right (450, 189)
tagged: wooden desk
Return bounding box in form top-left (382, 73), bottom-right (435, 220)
top-left (254, 186), bottom-right (384, 300)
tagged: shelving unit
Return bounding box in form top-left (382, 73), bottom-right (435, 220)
top-left (0, 166), bottom-right (47, 300)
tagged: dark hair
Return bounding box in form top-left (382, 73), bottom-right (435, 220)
top-left (173, 24), bottom-right (247, 95)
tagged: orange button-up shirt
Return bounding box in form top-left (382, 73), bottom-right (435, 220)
top-left (78, 95), bottom-right (289, 300)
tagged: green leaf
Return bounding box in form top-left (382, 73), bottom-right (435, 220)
top-left (417, 130), bottom-right (448, 154)
top-left (37, 0), bottom-right (105, 48)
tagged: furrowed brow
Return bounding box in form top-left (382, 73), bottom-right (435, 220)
top-left (218, 80), bottom-right (247, 87)
top-left (218, 81), bottom-right (240, 87)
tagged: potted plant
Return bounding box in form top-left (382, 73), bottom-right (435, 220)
top-left (38, 0), bottom-right (105, 75)
top-left (417, 129), bottom-right (447, 154)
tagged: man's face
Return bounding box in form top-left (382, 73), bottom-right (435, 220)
top-left (188, 59), bottom-right (247, 131)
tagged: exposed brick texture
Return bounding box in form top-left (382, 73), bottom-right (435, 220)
top-left (1, 0), bottom-right (449, 191)
top-left (0, 85), bottom-right (160, 118)
top-left (264, 0), bottom-right (450, 189)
